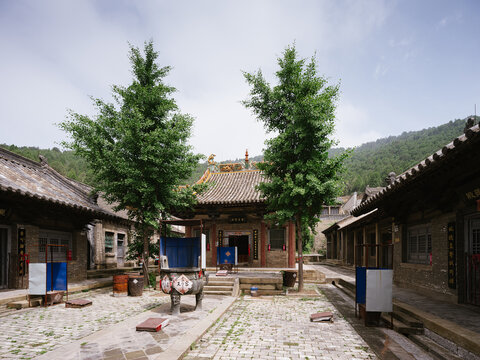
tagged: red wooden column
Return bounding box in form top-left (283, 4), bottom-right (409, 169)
top-left (211, 223), bottom-right (217, 267)
top-left (288, 221), bottom-right (295, 268)
top-left (185, 226), bottom-right (192, 237)
top-left (260, 221), bottom-right (267, 267)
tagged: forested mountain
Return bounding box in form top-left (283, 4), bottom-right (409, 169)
top-left (337, 117), bottom-right (476, 193)
top-left (1, 117), bottom-right (476, 194)
top-left (0, 145), bottom-right (95, 185)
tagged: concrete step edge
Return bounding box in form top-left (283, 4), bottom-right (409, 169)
top-left (204, 291), bottom-right (232, 296)
top-left (393, 299), bottom-right (480, 357)
top-left (409, 334), bottom-right (464, 360)
top-left (381, 314), bottom-right (424, 335)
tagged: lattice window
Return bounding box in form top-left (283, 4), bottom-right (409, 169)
top-left (330, 207), bottom-right (340, 215)
top-left (407, 225), bottom-right (431, 265)
top-left (269, 228), bottom-right (285, 249)
top-left (105, 232), bottom-right (114, 253)
top-left (473, 229), bottom-right (480, 254)
top-left (38, 231), bottom-right (72, 262)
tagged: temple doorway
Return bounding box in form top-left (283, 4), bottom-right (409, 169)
top-left (228, 235), bottom-right (249, 263)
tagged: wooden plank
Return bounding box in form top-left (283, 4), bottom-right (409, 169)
top-left (136, 318), bottom-right (169, 332)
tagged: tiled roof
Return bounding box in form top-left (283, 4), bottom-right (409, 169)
top-left (196, 170), bottom-right (265, 205)
top-left (0, 147), bottom-right (110, 216)
top-left (322, 209), bottom-right (378, 234)
top-left (352, 123), bottom-right (480, 216)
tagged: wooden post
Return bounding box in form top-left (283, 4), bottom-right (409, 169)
top-left (353, 230), bottom-right (357, 266)
top-left (261, 221), bottom-right (267, 267)
top-left (375, 222), bottom-right (380, 268)
top-left (363, 226), bottom-right (367, 267)
top-left (211, 223), bottom-right (217, 267)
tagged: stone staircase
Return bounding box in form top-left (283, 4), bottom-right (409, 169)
top-left (203, 276), bottom-right (236, 296)
top-left (239, 275), bottom-right (283, 295)
top-left (331, 278), bottom-right (466, 360)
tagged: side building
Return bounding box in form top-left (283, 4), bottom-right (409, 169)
top-left (0, 148), bottom-right (124, 289)
top-left (324, 119), bottom-right (480, 305)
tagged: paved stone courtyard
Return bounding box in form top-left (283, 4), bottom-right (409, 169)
top-left (184, 291), bottom-right (377, 360)
top-left (0, 289), bottom-right (169, 359)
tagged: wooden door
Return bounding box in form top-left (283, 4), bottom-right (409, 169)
top-left (0, 228), bottom-right (8, 289)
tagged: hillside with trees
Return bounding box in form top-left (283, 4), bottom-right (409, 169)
top-left (1, 117), bottom-right (476, 194)
top-left (337, 117), bottom-right (475, 193)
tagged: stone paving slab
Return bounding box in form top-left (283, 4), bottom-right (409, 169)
top-left (36, 293), bottom-right (236, 360)
top-left (0, 288), bottom-right (169, 359)
top-left (184, 291), bottom-right (378, 360)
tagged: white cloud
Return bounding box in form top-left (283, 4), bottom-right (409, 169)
top-left (335, 102), bottom-right (383, 148)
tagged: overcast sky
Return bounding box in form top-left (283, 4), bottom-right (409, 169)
top-left (1, 0), bottom-right (479, 161)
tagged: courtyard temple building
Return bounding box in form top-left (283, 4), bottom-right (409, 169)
top-left (324, 119), bottom-right (480, 305)
top-left (0, 147), bottom-right (128, 289)
top-left (181, 152), bottom-right (296, 269)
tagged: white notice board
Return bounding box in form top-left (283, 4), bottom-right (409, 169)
top-left (366, 269), bottom-right (393, 312)
top-left (28, 263), bottom-right (46, 295)
top-left (201, 234), bottom-right (206, 269)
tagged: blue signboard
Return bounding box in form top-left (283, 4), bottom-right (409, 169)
top-left (46, 262), bottom-right (67, 291)
top-left (217, 247), bottom-right (236, 265)
top-left (160, 237), bottom-right (201, 268)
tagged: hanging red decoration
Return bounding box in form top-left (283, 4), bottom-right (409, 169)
top-left (268, 244), bottom-right (271, 251)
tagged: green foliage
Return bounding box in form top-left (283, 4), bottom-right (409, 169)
top-left (336, 118), bottom-right (473, 193)
top-left (125, 232), bottom-right (159, 261)
top-left (59, 41), bottom-right (203, 260)
top-left (243, 44), bottom-right (348, 232)
top-left (243, 44), bottom-right (348, 290)
top-left (0, 144), bottom-right (95, 185)
top-left (301, 223), bottom-right (315, 253)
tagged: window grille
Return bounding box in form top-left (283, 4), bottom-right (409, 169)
top-left (38, 230), bottom-right (72, 262)
top-left (330, 207), bottom-right (340, 215)
top-left (105, 232), bottom-right (114, 253)
top-left (407, 225), bottom-right (431, 265)
top-left (269, 228), bottom-right (285, 249)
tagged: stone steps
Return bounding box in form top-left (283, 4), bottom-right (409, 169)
top-left (204, 290), bottom-right (233, 296)
top-left (206, 285), bottom-right (234, 292)
top-left (239, 284), bottom-right (277, 290)
top-left (204, 277), bottom-right (235, 296)
top-left (332, 279), bottom-right (465, 359)
top-left (381, 313), bottom-right (424, 335)
top-left (409, 335), bottom-right (463, 360)
top-left (8, 298), bottom-right (42, 309)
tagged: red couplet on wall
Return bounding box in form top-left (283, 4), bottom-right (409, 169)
top-left (67, 250), bottom-right (72, 261)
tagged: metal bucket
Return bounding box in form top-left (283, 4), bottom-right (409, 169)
top-left (283, 271), bottom-right (297, 287)
top-left (113, 274), bottom-right (128, 297)
top-left (128, 275), bottom-right (144, 296)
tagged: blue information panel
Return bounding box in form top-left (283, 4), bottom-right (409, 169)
top-left (218, 247), bottom-right (236, 265)
top-left (160, 237), bottom-right (201, 268)
top-left (46, 262), bottom-right (67, 291)
top-left (355, 266), bottom-right (367, 305)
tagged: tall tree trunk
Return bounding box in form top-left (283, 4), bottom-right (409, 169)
top-left (143, 229), bottom-right (149, 286)
top-left (296, 215), bottom-right (304, 292)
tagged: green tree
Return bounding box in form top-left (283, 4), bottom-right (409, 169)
top-left (243, 45), bottom-right (348, 291)
top-left (60, 41), bottom-right (203, 281)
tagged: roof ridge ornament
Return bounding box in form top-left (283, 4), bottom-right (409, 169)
top-left (207, 154), bottom-right (218, 172)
